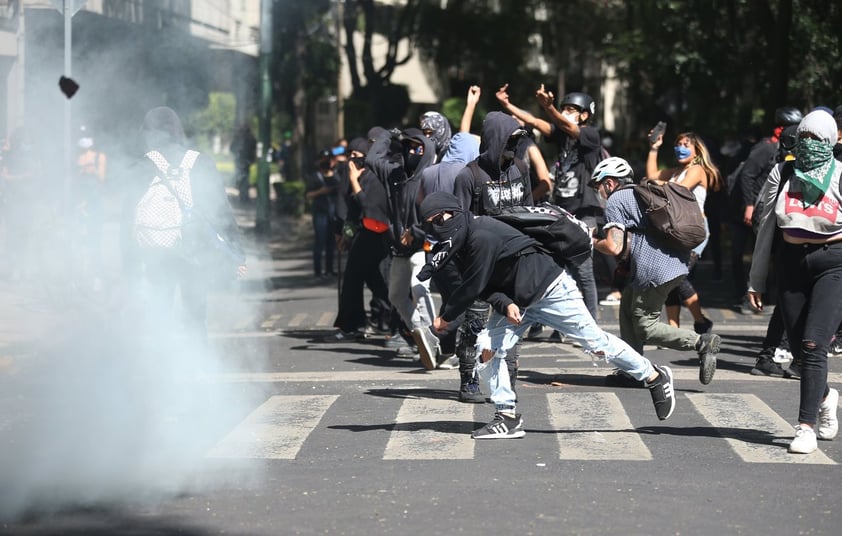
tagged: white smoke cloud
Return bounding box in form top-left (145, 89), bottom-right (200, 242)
top-left (0, 7), bottom-right (263, 521)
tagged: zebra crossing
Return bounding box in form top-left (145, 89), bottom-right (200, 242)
top-left (206, 307), bottom-right (770, 337)
top-left (205, 391), bottom-right (839, 464)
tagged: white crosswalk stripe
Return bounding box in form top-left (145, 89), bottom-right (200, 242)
top-left (686, 393), bottom-right (836, 464)
top-left (206, 395), bottom-right (338, 459)
top-left (547, 393), bottom-right (652, 460)
top-left (383, 398), bottom-right (476, 460)
top-left (206, 392), bottom-right (838, 464)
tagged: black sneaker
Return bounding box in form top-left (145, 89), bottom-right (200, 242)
top-left (321, 329), bottom-right (364, 343)
top-left (605, 369), bottom-right (644, 388)
top-left (644, 365), bottom-right (675, 420)
top-left (526, 323), bottom-right (544, 341)
top-left (750, 357), bottom-right (786, 377)
top-left (471, 412), bottom-right (525, 439)
top-left (548, 330), bottom-right (565, 343)
top-left (784, 361), bottom-right (801, 379)
top-left (696, 333), bottom-right (720, 385)
top-left (459, 382), bottom-right (485, 404)
top-left (693, 316), bottom-right (714, 335)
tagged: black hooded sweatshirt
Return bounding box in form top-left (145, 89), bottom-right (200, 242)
top-left (453, 111), bottom-right (533, 215)
top-left (366, 127), bottom-right (436, 256)
top-left (438, 213), bottom-right (562, 322)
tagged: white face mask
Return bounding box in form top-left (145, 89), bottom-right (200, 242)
top-left (562, 112), bottom-right (579, 125)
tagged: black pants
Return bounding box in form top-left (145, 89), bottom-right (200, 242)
top-left (334, 228), bottom-right (390, 332)
top-left (729, 221), bottom-right (753, 300)
top-left (431, 259), bottom-right (463, 356)
top-left (776, 240), bottom-right (842, 425)
top-left (456, 300), bottom-right (518, 386)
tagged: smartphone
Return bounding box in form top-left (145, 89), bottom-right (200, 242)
top-left (649, 121), bottom-right (667, 144)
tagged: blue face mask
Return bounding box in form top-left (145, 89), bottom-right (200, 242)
top-left (674, 145), bottom-right (692, 160)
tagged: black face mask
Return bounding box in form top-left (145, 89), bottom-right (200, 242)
top-left (500, 130), bottom-right (525, 168)
top-left (404, 152), bottom-right (422, 175)
top-left (418, 212), bottom-right (468, 280)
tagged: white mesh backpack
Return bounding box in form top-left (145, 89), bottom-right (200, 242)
top-left (134, 149), bottom-right (199, 250)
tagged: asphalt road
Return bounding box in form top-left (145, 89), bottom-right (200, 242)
top-left (1, 209), bottom-right (840, 535)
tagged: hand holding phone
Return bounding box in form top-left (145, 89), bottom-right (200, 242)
top-left (649, 121), bottom-right (667, 145)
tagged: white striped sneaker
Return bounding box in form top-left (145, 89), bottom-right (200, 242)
top-left (645, 365), bottom-right (675, 420)
top-left (471, 413), bottom-right (525, 439)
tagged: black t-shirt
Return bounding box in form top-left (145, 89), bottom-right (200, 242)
top-left (546, 124), bottom-right (603, 217)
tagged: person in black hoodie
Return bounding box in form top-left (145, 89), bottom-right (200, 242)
top-left (366, 127), bottom-right (441, 370)
top-left (449, 111), bottom-right (533, 403)
top-left (327, 136), bottom-right (393, 341)
top-left (125, 106), bottom-right (245, 340)
top-left (419, 192), bottom-right (675, 439)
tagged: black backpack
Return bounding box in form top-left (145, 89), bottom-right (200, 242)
top-left (465, 161), bottom-right (592, 263)
top-left (491, 203), bottom-right (593, 263)
top-left (629, 179), bottom-right (707, 251)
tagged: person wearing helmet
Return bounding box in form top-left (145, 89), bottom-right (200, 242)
top-left (591, 157), bottom-right (721, 387)
top-left (495, 83), bottom-right (601, 321)
top-left (728, 106), bottom-right (803, 312)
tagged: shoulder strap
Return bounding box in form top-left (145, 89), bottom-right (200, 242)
top-left (143, 150), bottom-right (200, 209)
top-left (467, 160), bottom-right (481, 212)
top-left (145, 150), bottom-right (170, 176)
top-left (775, 161), bottom-right (795, 203)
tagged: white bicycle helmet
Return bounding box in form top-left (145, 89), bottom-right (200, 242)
top-left (590, 156), bottom-right (634, 186)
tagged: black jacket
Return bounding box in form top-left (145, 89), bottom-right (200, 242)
top-left (729, 137), bottom-right (778, 221)
top-left (442, 215), bottom-right (562, 322)
top-left (366, 128), bottom-right (436, 255)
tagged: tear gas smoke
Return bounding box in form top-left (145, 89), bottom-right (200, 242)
top-left (0, 9), bottom-right (265, 520)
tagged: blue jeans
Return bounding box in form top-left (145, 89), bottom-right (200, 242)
top-left (312, 211), bottom-right (335, 275)
top-left (474, 270), bottom-right (655, 413)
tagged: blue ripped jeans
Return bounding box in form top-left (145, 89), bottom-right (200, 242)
top-left (474, 270), bottom-right (655, 413)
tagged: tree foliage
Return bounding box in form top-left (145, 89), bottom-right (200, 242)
top-left (272, 0), bottom-right (842, 163)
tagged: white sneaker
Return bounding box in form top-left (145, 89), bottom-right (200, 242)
top-left (789, 424), bottom-right (818, 454)
top-left (772, 347), bottom-right (793, 364)
top-left (818, 388), bottom-right (839, 440)
top-left (411, 327), bottom-right (440, 371)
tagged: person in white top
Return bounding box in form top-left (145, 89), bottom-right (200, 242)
top-left (646, 131), bottom-right (722, 335)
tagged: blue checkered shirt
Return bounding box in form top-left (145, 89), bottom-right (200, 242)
top-left (604, 188), bottom-right (689, 290)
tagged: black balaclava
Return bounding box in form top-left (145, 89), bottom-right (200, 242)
top-left (417, 192), bottom-right (470, 280)
top-left (400, 127), bottom-right (435, 178)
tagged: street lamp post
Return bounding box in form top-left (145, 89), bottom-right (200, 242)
top-left (255, 0), bottom-right (273, 235)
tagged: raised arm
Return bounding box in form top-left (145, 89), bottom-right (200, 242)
top-left (646, 132), bottom-right (671, 181)
top-left (496, 83), bottom-right (552, 138)
top-left (535, 84), bottom-right (580, 139)
top-left (460, 85), bottom-right (481, 133)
